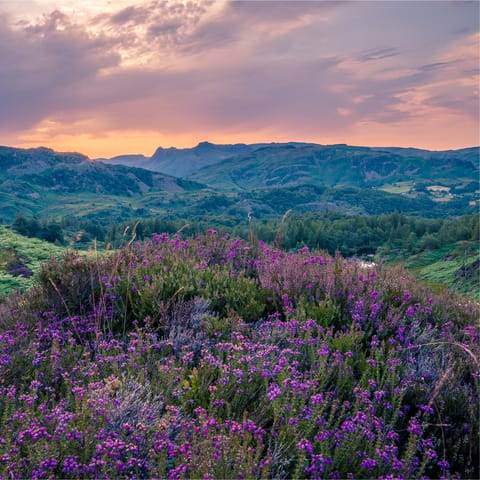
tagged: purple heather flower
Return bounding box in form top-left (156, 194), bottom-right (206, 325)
top-left (317, 344), bottom-right (329, 357)
top-left (267, 383), bottom-right (281, 401)
top-left (63, 456), bottom-right (80, 473)
top-left (406, 306), bottom-right (416, 316)
top-left (437, 459), bottom-right (450, 471)
top-left (297, 438), bottom-right (313, 455)
top-left (361, 458), bottom-right (377, 470)
top-left (407, 417), bottom-right (423, 436)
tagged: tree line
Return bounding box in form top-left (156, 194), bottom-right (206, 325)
top-left (10, 211), bottom-right (478, 258)
top-left (96, 212), bottom-right (479, 258)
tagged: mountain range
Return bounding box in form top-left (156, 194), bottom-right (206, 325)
top-left (100, 141), bottom-right (478, 190)
top-left (0, 146), bottom-right (202, 223)
top-left (1, 142), bottom-right (478, 225)
top-left (186, 143), bottom-right (478, 191)
top-left (99, 141), bottom-right (315, 177)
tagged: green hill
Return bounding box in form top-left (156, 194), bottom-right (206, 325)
top-left (100, 141), bottom-right (318, 177)
top-left (0, 143), bottom-right (477, 228)
top-left (0, 226), bottom-right (66, 295)
top-left (0, 146), bottom-right (206, 224)
top-left (101, 141), bottom-right (266, 176)
top-left (187, 144), bottom-right (478, 194)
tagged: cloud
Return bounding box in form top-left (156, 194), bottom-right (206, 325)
top-left (0, 1), bottom-right (351, 137)
top-left (227, 0), bottom-right (345, 20)
top-left (0, 10), bottom-right (119, 131)
top-left (91, 0), bottom-right (215, 64)
top-left (110, 5), bottom-right (149, 25)
top-left (177, 0), bottom-right (348, 56)
top-left (0, 0), bottom-right (478, 155)
top-left (357, 47), bottom-right (400, 63)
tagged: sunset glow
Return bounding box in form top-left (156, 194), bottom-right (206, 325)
top-left (1, 0), bottom-right (478, 158)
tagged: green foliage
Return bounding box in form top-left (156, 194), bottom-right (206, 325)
top-left (2, 212), bottom-right (478, 305)
top-left (1, 145), bottom-right (477, 227)
top-left (188, 143), bottom-right (478, 196)
top-left (12, 212), bottom-right (64, 244)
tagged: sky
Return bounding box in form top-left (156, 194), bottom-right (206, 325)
top-left (0, 0), bottom-right (479, 158)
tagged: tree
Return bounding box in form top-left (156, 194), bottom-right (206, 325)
top-left (12, 212), bottom-right (29, 236)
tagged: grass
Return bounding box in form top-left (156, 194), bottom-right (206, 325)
top-left (379, 181), bottom-right (415, 195)
top-left (403, 241), bottom-right (480, 302)
top-left (0, 226), bottom-right (67, 296)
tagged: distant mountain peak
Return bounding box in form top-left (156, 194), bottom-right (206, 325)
top-left (196, 141), bottom-right (215, 148)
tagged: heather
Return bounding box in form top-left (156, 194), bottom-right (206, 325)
top-left (0, 231), bottom-right (478, 479)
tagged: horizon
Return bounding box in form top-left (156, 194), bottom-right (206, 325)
top-left (2, 140), bottom-right (480, 161)
top-left (1, 0), bottom-right (479, 158)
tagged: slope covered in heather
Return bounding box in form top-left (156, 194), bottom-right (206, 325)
top-left (0, 231), bottom-right (477, 479)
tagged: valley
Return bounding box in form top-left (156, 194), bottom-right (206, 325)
top-left (0, 142), bottom-right (478, 302)
top-left (0, 143), bottom-right (478, 227)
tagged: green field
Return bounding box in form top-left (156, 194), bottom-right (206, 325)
top-left (379, 181), bottom-right (415, 195)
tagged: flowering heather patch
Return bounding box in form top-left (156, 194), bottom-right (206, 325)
top-left (0, 231), bottom-right (478, 478)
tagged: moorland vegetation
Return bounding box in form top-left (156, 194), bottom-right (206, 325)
top-left (0, 230), bottom-right (478, 478)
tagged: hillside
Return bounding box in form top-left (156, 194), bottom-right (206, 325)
top-left (1, 143), bottom-right (477, 227)
top-left (0, 226), bottom-right (66, 295)
top-left (100, 141), bottom-right (319, 177)
top-left (187, 144), bottom-right (478, 195)
top-left (402, 241), bottom-right (480, 302)
top-left (0, 146), bottom-right (202, 195)
top-left (380, 146), bottom-right (480, 163)
top-left (0, 146), bottom-right (205, 223)
top-left (99, 141), bottom-right (267, 176)
top-left (0, 231), bottom-right (477, 478)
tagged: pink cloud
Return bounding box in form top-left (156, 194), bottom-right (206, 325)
top-left (0, 1), bottom-right (477, 156)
